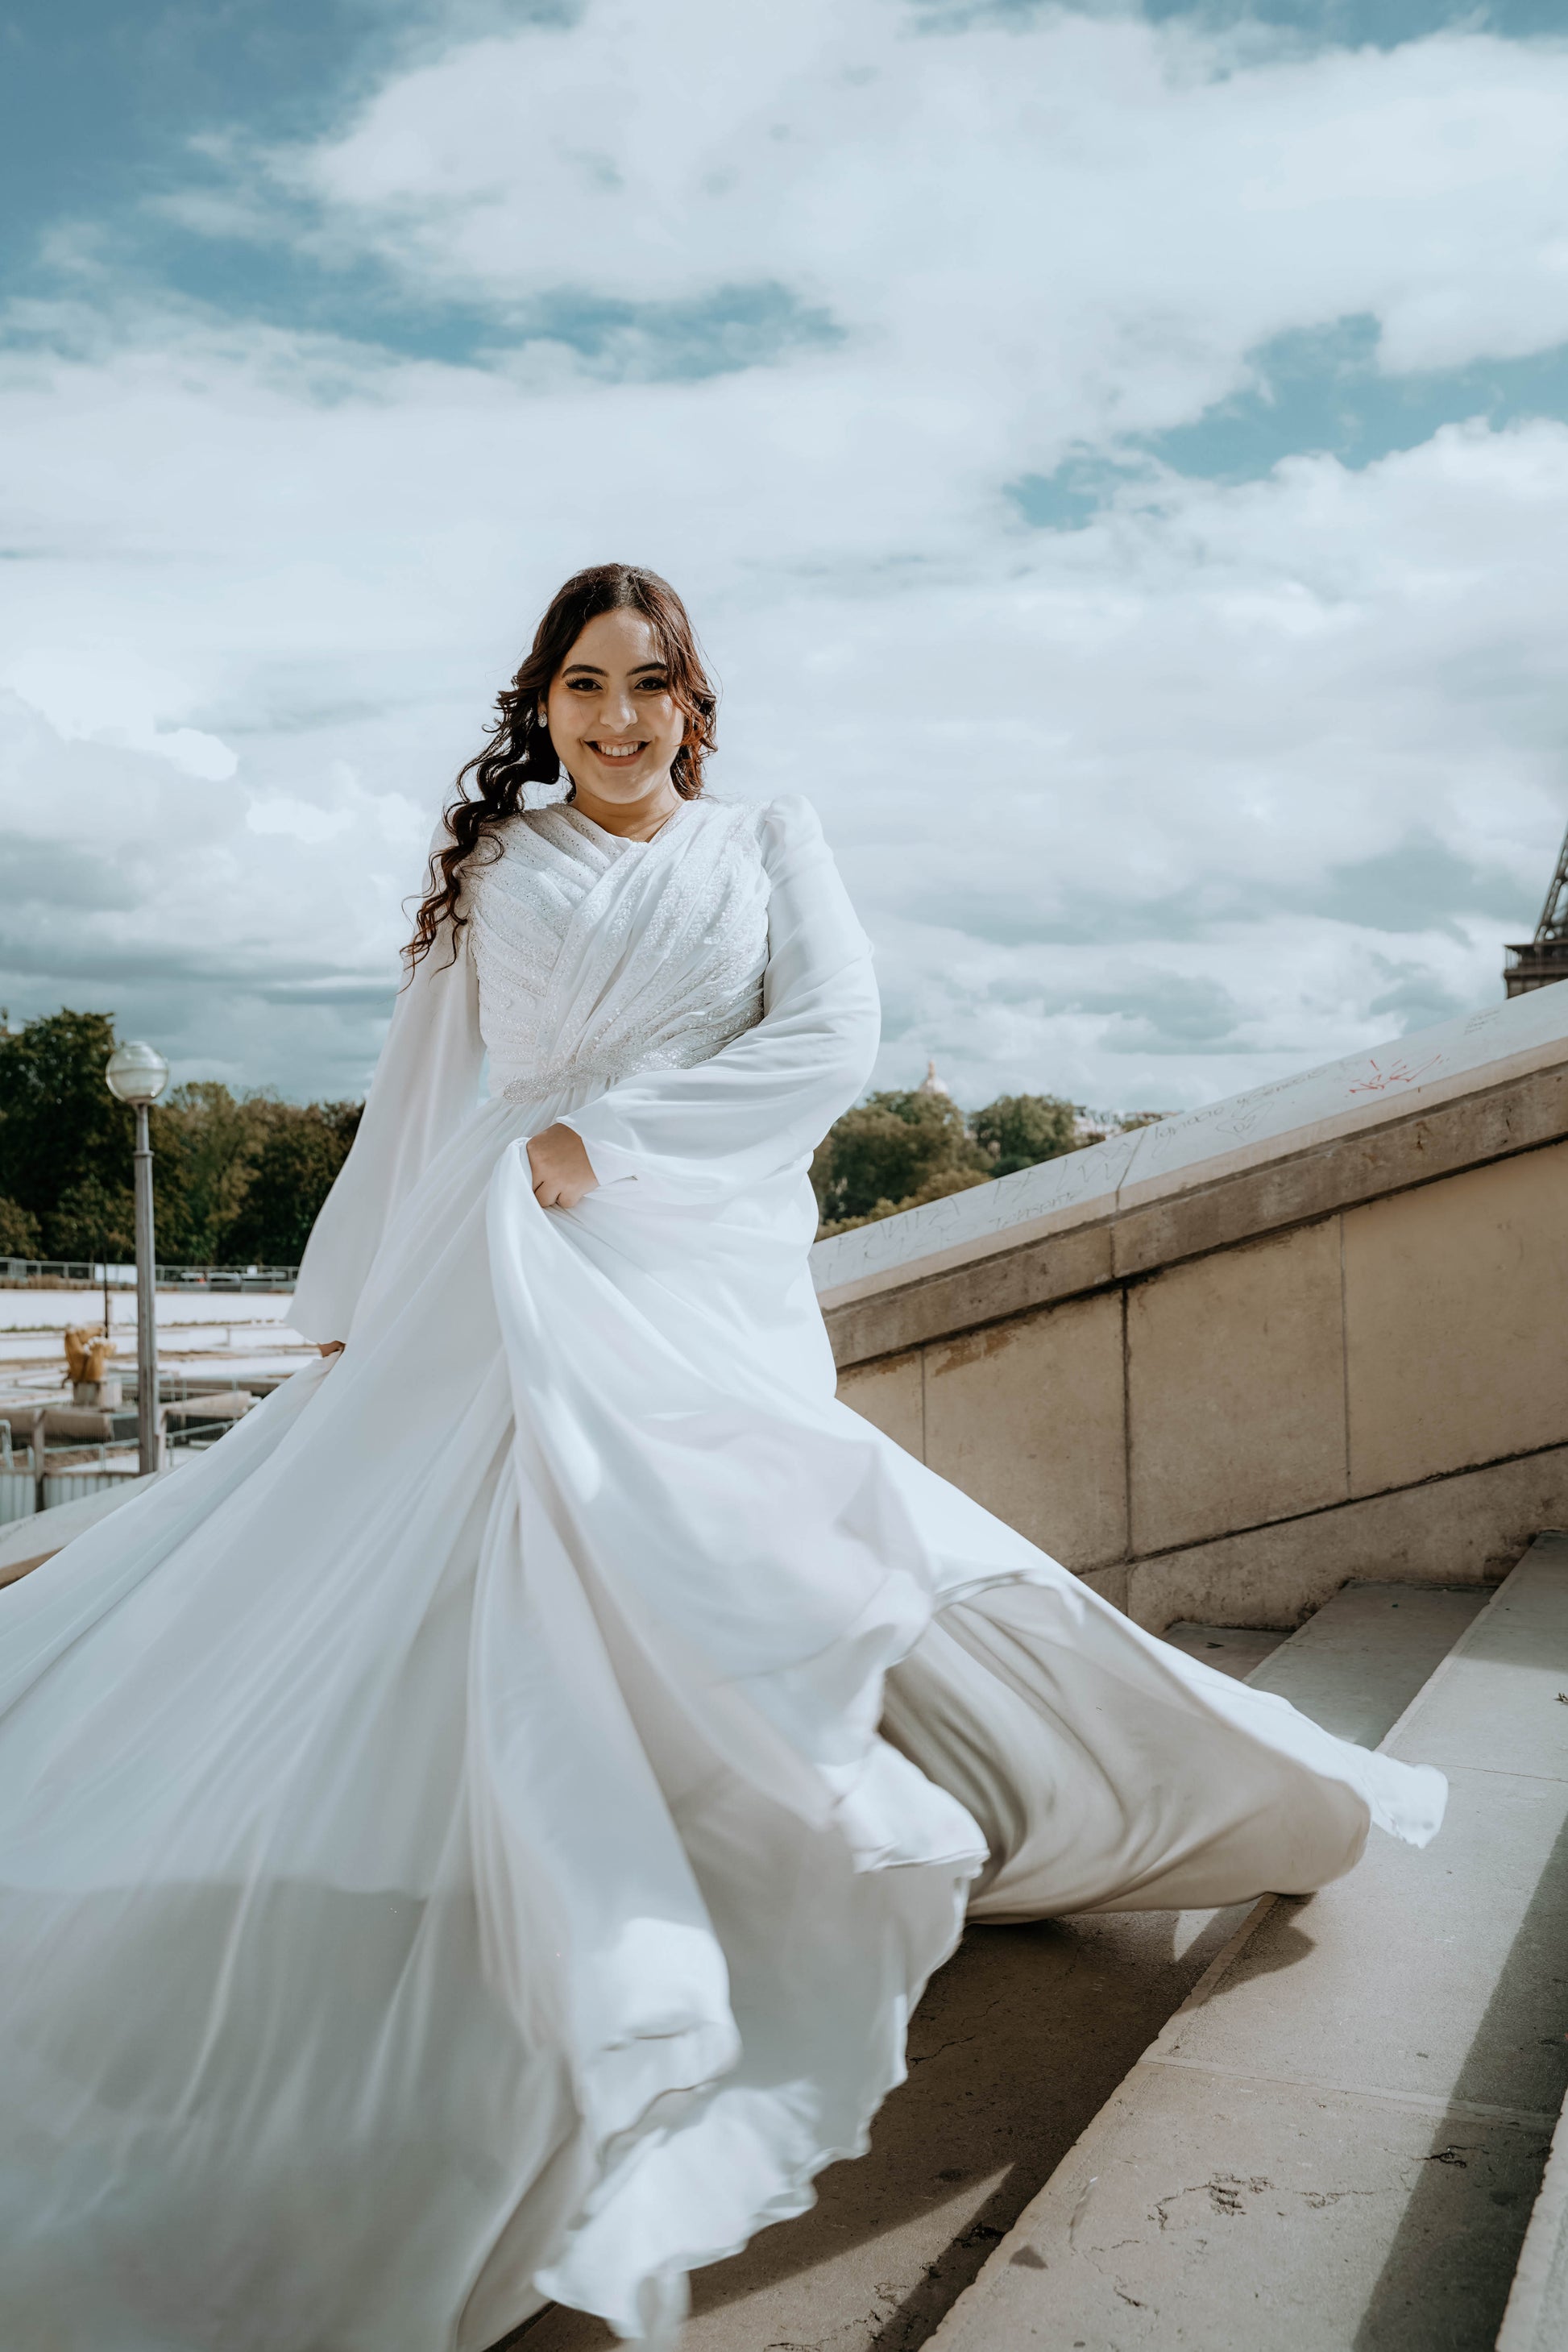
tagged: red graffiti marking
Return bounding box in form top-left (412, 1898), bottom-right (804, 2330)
top-left (1347, 1054), bottom-right (1442, 1097)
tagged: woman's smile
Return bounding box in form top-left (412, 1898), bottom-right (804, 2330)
top-left (541, 605), bottom-right (691, 835)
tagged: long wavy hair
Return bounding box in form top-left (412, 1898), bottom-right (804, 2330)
top-left (407, 562), bottom-right (718, 970)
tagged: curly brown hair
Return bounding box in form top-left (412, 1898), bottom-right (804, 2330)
top-left (407, 562), bottom-right (718, 970)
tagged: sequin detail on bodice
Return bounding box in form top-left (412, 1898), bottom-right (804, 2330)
top-left (463, 799), bottom-right (771, 1103)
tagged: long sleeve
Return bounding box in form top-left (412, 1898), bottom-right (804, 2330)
top-left (289, 885), bottom-right (484, 1344)
top-left (560, 796), bottom-right (879, 1205)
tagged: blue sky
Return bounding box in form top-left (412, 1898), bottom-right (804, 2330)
top-left (2, 0), bottom-right (1566, 1107)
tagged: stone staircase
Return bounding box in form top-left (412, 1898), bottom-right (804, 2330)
top-left (926, 1535), bottom-right (1568, 2352)
top-left (514, 1542), bottom-right (1568, 2351)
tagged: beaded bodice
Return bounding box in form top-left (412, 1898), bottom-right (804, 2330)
top-left (463, 798), bottom-right (772, 1102)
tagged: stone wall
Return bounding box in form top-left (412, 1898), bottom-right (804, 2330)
top-left (814, 987), bottom-right (1568, 1632)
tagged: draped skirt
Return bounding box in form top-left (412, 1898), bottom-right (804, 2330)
top-left (0, 1089), bottom-right (1444, 2350)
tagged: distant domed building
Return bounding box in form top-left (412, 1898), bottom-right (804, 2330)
top-left (917, 1058), bottom-right (951, 1098)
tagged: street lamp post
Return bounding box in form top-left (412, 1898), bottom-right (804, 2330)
top-left (105, 1041), bottom-right (171, 1476)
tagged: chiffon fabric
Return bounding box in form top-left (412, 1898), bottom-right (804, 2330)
top-left (0, 794), bottom-right (1445, 2351)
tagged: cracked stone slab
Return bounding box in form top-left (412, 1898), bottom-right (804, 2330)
top-left (923, 2064), bottom-right (1555, 2350)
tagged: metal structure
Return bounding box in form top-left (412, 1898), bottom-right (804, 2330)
top-left (104, 1041), bottom-right (171, 1475)
top-left (0, 1258), bottom-right (298, 1289)
top-left (1504, 819), bottom-right (1568, 997)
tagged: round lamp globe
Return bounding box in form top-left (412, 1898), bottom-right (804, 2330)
top-left (105, 1041), bottom-right (171, 1106)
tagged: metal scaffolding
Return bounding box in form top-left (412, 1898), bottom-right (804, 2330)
top-left (1504, 819), bottom-right (1568, 997)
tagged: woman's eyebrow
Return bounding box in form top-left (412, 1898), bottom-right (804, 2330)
top-left (559, 659), bottom-right (668, 680)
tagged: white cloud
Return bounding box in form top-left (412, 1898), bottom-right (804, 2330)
top-left (1, 1), bottom-right (1565, 1106)
top-left (275, 5), bottom-right (1568, 422)
top-left (5, 649), bottom-right (238, 781)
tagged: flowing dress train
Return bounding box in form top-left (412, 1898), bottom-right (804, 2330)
top-left (0, 794), bottom-right (1445, 2350)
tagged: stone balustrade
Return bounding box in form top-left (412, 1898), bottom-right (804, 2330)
top-left (815, 984), bottom-right (1568, 1631)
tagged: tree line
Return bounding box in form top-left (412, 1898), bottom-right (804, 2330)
top-left (812, 1085), bottom-right (1155, 1235)
top-left (0, 1011), bottom-right (362, 1268)
top-left (0, 1008), bottom-right (1144, 1268)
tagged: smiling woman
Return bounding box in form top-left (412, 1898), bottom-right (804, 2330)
top-left (0, 565), bottom-right (1449, 2352)
top-left (410, 563), bottom-right (718, 969)
top-left (411, 562), bottom-right (722, 1209)
top-left (545, 608), bottom-right (693, 808)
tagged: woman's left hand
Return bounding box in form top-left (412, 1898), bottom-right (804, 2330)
top-left (526, 1123), bottom-right (600, 1210)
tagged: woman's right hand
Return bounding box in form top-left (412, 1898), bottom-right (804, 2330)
top-left (527, 1123), bottom-right (600, 1210)
top-left (317, 1342), bottom-right (345, 1360)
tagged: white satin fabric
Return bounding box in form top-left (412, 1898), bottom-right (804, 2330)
top-left (0, 794), bottom-right (1444, 2351)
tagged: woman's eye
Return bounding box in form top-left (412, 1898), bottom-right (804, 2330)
top-left (635, 677), bottom-right (670, 695)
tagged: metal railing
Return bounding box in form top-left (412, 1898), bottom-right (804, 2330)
top-left (0, 1259), bottom-right (298, 1290)
top-left (0, 1396), bottom-right (258, 1521)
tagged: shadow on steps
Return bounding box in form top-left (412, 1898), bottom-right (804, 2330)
top-left (506, 1586), bottom-right (1489, 2352)
top-left (510, 1900), bottom-right (1249, 2352)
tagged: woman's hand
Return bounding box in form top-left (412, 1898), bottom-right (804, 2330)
top-left (317, 1342), bottom-right (344, 1359)
top-left (527, 1123), bottom-right (599, 1210)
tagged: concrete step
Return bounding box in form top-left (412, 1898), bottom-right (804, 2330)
top-left (511, 1579), bottom-right (1490, 2352)
top-left (924, 1535), bottom-right (1568, 2352)
top-left (1245, 1578), bottom-right (1494, 1745)
top-left (1498, 2083), bottom-right (1568, 2351)
top-left (1165, 1583), bottom-right (1492, 1740)
top-left (1163, 1622), bottom-right (1288, 1680)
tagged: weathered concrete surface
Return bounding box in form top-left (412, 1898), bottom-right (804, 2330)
top-left (1497, 2078), bottom-right (1568, 2352)
top-left (924, 1537), bottom-right (1568, 2352)
top-left (927, 2068), bottom-right (1550, 2352)
top-left (1126, 1220), bottom-right (1348, 1555)
top-left (505, 1584), bottom-right (1483, 2352)
top-left (1163, 1587), bottom-right (1491, 1741)
top-left (925, 1292), bottom-right (1127, 1566)
top-left (1122, 1447), bottom-right (1568, 1633)
top-left (1242, 1581), bottom-right (1487, 1747)
top-left (1112, 1063), bottom-right (1568, 1288)
top-left (1162, 1622), bottom-right (1286, 1679)
top-left (1343, 1145), bottom-right (1568, 1495)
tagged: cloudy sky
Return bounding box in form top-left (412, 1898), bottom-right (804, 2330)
top-left (2, 0), bottom-right (1566, 1112)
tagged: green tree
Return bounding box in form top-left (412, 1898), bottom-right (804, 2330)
top-left (970, 1093), bottom-right (1080, 1177)
top-left (222, 1101), bottom-right (363, 1265)
top-left (0, 1010), bottom-right (365, 1269)
top-left (813, 1082), bottom-right (1098, 1238)
top-left (45, 1175), bottom-right (136, 1261)
top-left (156, 1081), bottom-right (271, 1264)
top-left (0, 1011), bottom-right (133, 1225)
top-left (812, 1089), bottom-right (991, 1235)
top-left (0, 1197), bottom-right (40, 1257)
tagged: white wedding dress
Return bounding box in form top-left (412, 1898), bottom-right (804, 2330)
top-left (0, 794), bottom-right (1444, 2352)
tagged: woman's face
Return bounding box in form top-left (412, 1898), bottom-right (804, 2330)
top-left (544, 609), bottom-right (686, 804)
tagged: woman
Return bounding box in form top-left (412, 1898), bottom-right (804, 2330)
top-left (0, 565), bottom-right (1443, 2351)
